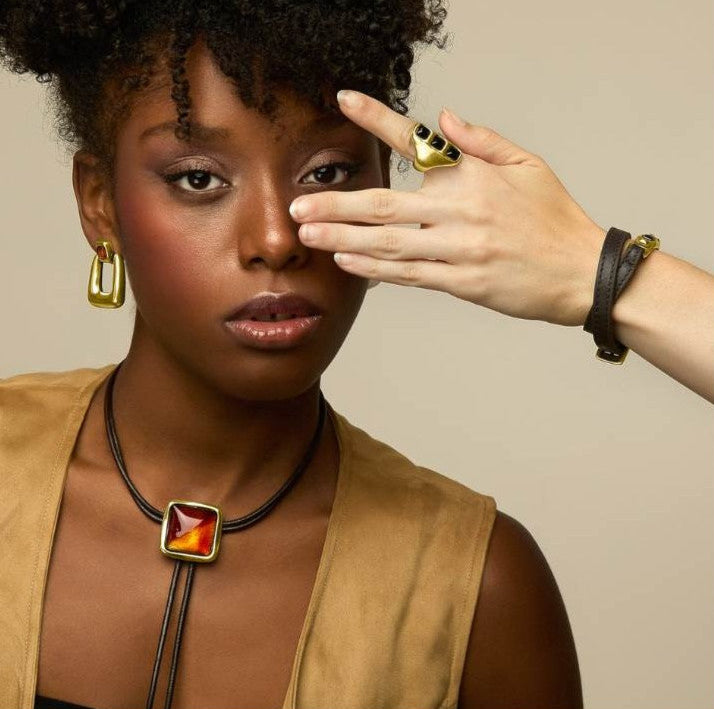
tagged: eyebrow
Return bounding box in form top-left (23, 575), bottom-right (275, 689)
top-left (139, 111), bottom-right (351, 144)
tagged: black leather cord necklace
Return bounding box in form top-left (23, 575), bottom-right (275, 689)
top-left (103, 362), bottom-right (326, 709)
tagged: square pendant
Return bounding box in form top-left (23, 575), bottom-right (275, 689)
top-left (160, 500), bottom-right (223, 563)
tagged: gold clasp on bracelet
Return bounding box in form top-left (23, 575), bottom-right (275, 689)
top-left (595, 347), bottom-right (629, 364)
top-left (633, 234), bottom-right (660, 258)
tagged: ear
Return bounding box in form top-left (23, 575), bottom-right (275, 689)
top-left (72, 150), bottom-right (120, 254)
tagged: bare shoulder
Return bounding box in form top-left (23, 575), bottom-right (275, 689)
top-left (458, 510), bottom-right (583, 709)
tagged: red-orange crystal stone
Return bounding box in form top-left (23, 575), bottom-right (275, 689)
top-left (96, 244), bottom-right (108, 261)
top-left (165, 503), bottom-right (218, 557)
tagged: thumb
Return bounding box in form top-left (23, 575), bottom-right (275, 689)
top-left (438, 107), bottom-right (535, 166)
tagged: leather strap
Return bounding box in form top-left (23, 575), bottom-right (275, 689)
top-left (146, 561), bottom-right (182, 709)
top-left (584, 231), bottom-right (661, 363)
top-left (583, 227), bottom-right (630, 356)
top-left (613, 239), bottom-right (642, 294)
top-left (165, 562), bottom-right (195, 709)
top-left (583, 237), bottom-right (643, 334)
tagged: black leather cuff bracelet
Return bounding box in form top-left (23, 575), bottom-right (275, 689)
top-left (584, 229), bottom-right (661, 364)
top-left (584, 227), bottom-right (631, 361)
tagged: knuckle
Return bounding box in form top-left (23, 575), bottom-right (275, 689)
top-left (451, 198), bottom-right (479, 225)
top-left (470, 279), bottom-right (487, 302)
top-left (371, 190), bottom-right (395, 221)
top-left (481, 126), bottom-right (504, 147)
top-left (401, 261), bottom-right (421, 284)
top-left (381, 227), bottom-right (401, 256)
top-left (332, 225), bottom-right (347, 251)
top-left (457, 271), bottom-right (486, 302)
top-left (325, 192), bottom-right (338, 219)
top-left (464, 236), bottom-right (494, 265)
top-left (470, 190), bottom-right (494, 220)
top-left (366, 261), bottom-right (381, 280)
top-left (401, 122), bottom-right (416, 157)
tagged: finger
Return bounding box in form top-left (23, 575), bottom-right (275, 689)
top-left (290, 187), bottom-right (440, 225)
top-left (332, 251), bottom-right (454, 291)
top-left (299, 222), bottom-right (460, 262)
top-left (336, 89), bottom-right (418, 163)
top-left (437, 107), bottom-right (537, 166)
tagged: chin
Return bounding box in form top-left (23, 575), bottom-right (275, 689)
top-left (168, 343), bottom-right (333, 403)
top-left (225, 363), bottom-right (324, 402)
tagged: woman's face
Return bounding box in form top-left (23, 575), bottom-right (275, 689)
top-left (103, 39), bottom-right (390, 400)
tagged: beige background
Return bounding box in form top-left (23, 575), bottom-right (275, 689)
top-left (1, 0), bottom-right (712, 706)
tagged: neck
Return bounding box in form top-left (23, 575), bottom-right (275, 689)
top-left (103, 328), bottom-right (327, 514)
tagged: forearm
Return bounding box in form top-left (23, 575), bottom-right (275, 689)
top-left (610, 249), bottom-right (714, 403)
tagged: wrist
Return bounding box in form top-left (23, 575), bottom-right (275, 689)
top-left (610, 247), bottom-right (664, 341)
top-left (584, 230), bottom-right (662, 363)
top-left (569, 224), bottom-right (607, 327)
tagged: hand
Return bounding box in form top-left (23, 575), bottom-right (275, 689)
top-left (289, 89), bottom-right (608, 327)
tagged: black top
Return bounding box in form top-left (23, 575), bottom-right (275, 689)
top-left (35, 697), bottom-right (97, 709)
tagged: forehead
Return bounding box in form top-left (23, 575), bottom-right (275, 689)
top-left (116, 38), bottom-right (357, 150)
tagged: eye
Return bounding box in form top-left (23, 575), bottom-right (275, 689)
top-left (163, 169), bottom-right (228, 193)
top-left (302, 161), bottom-right (361, 186)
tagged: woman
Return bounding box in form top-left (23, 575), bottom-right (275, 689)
top-left (0, 1), bottom-right (581, 709)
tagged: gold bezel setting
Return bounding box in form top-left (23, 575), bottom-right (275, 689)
top-left (160, 500), bottom-right (223, 563)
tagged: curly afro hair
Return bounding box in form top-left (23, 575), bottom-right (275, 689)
top-left (0, 0), bottom-right (450, 171)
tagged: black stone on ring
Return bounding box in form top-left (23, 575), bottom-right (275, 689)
top-left (412, 122), bottom-right (463, 171)
top-left (414, 123), bottom-right (460, 159)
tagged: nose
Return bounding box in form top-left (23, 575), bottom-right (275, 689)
top-left (236, 184), bottom-right (310, 272)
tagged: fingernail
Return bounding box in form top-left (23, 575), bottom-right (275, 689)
top-left (442, 106), bottom-right (466, 126)
top-left (337, 90), bottom-right (358, 109)
top-left (289, 198), bottom-right (309, 219)
top-left (299, 223), bottom-right (316, 242)
top-left (334, 253), bottom-right (352, 265)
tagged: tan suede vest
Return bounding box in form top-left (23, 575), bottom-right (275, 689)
top-left (0, 365), bottom-right (496, 709)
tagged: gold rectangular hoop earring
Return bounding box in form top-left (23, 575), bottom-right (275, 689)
top-left (88, 240), bottom-right (126, 308)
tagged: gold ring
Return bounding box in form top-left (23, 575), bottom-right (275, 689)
top-left (410, 122), bottom-right (463, 172)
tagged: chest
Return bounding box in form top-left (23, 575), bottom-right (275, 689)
top-left (36, 460), bottom-right (331, 709)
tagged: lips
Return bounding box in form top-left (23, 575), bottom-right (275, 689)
top-left (226, 292), bottom-right (321, 323)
